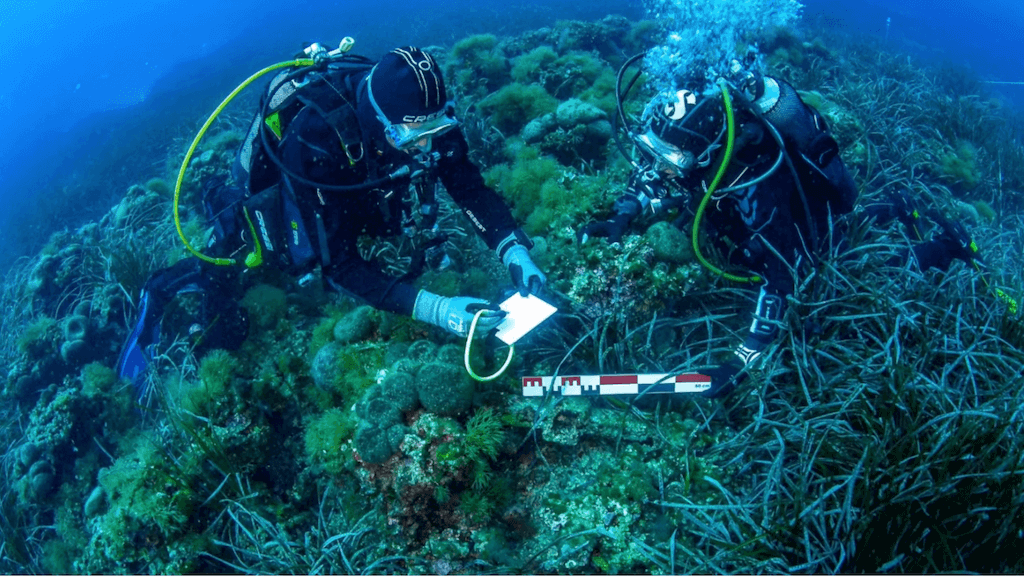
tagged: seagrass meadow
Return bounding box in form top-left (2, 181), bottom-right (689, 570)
top-left (2, 13), bottom-right (1024, 575)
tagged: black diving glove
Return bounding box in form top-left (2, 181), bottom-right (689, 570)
top-left (700, 333), bottom-right (771, 398)
top-left (580, 194), bottom-right (643, 244)
top-left (701, 308), bottom-right (776, 398)
top-left (700, 358), bottom-right (747, 398)
top-left (578, 213), bottom-right (633, 244)
top-left (888, 190), bottom-right (923, 240)
top-left (930, 212), bottom-right (982, 264)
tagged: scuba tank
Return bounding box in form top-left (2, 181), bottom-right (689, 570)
top-left (172, 38), bottom-right (414, 270)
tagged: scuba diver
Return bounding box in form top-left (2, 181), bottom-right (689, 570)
top-left (580, 55), bottom-right (982, 397)
top-left (117, 44), bottom-right (547, 396)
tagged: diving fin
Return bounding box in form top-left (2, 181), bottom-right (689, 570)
top-left (116, 290), bottom-right (162, 402)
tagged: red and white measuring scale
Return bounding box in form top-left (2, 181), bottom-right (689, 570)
top-left (522, 372), bottom-right (712, 397)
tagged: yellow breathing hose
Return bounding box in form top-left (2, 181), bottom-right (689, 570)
top-left (464, 309), bottom-right (515, 382)
top-left (974, 260), bottom-right (1020, 314)
top-left (172, 58), bottom-right (316, 267)
top-left (690, 80), bottom-right (762, 284)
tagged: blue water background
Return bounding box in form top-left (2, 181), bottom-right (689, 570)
top-left (0, 0), bottom-right (640, 268)
top-left (0, 0), bottom-right (1020, 272)
top-left (803, 0), bottom-right (1024, 106)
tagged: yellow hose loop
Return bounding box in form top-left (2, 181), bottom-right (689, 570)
top-left (976, 261), bottom-right (1020, 314)
top-left (173, 58), bottom-right (316, 266)
top-left (691, 80), bottom-right (762, 284)
top-left (464, 309), bottom-right (514, 382)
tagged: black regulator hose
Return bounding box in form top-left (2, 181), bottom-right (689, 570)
top-left (257, 66), bottom-right (411, 193)
top-left (613, 52), bottom-right (649, 164)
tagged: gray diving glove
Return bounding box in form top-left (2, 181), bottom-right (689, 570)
top-left (497, 232), bottom-right (547, 296)
top-left (503, 245), bottom-right (547, 296)
top-left (412, 290), bottom-right (505, 338)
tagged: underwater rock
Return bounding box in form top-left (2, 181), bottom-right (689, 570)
top-left (112, 198), bottom-right (132, 227)
top-left (555, 98), bottom-right (607, 128)
top-left (373, 372), bottom-right (420, 414)
top-left (64, 313), bottom-right (90, 342)
top-left (17, 317), bottom-right (58, 360)
top-left (529, 235), bottom-right (550, 263)
top-left (333, 305), bottom-right (377, 344)
top-left (587, 119), bottom-right (613, 141)
top-left (517, 99), bottom-right (612, 166)
top-left (416, 362), bottom-right (475, 417)
top-left (386, 424), bottom-right (410, 452)
top-left (144, 177), bottom-right (171, 196)
top-left (25, 460), bottom-right (55, 501)
top-left (389, 357), bottom-right (423, 378)
top-left (93, 284), bottom-right (126, 331)
top-left (303, 407), bottom-right (357, 475)
top-left (539, 398), bottom-right (592, 446)
top-left (7, 355), bottom-right (63, 400)
top-left (80, 362), bottom-right (118, 399)
top-left (310, 342), bottom-right (342, 390)
top-left (645, 221), bottom-right (694, 264)
top-left (27, 385), bottom-right (77, 451)
top-left (357, 396), bottom-right (404, 427)
top-left (10, 375), bottom-right (35, 399)
top-left (523, 113), bottom-right (557, 144)
top-left (18, 442), bottom-right (40, 472)
top-left (951, 199), bottom-right (981, 224)
top-left (406, 340), bottom-right (439, 363)
top-left (240, 284), bottom-right (288, 330)
top-left (352, 366), bottom-right (424, 464)
top-left (59, 340), bottom-right (88, 364)
top-left (384, 342), bottom-right (411, 366)
top-left (972, 199), bottom-right (997, 222)
top-left (83, 485), bottom-right (108, 518)
top-left (448, 33), bottom-right (511, 97)
top-left (110, 184), bottom-right (167, 231)
top-left (359, 372), bottom-right (416, 416)
top-left (60, 313), bottom-right (93, 364)
top-left (553, 15), bottom-right (632, 57)
top-left (938, 141), bottom-right (981, 189)
top-left (190, 149), bottom-right (216, 167)
top-left (77, 222), bottom-right (100, 242)
top-left (26, 254), bottom-right (58, 298)
top-left (434, 344), bottom-right (464, 366)
top-left (478, 83), bottom-right (559, 135)
top-left (354, 422), bottom-right (410, 464)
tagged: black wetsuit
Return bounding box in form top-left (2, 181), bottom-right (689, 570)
top-left (615, 78), bottom-right (963, 360)
top-left (615, 78), bottom-right (859, 358)
top-left (138, 65), bottom-right (521, 352)
top-left (691, 79), bottom-right (856, 303)
top-left (269, 72), bottom-right (519, 315)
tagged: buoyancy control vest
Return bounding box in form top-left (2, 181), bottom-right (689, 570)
top-left (221, 54), bottom-right (443, 276)
top-left (194, 55), bottom-right (376, 274)
top-left (212, 55), bottom-right (381, 275)
top-left (758, 78), bottom-right (857, 218)
top-left (235, 55), bottom-right (375, 196)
